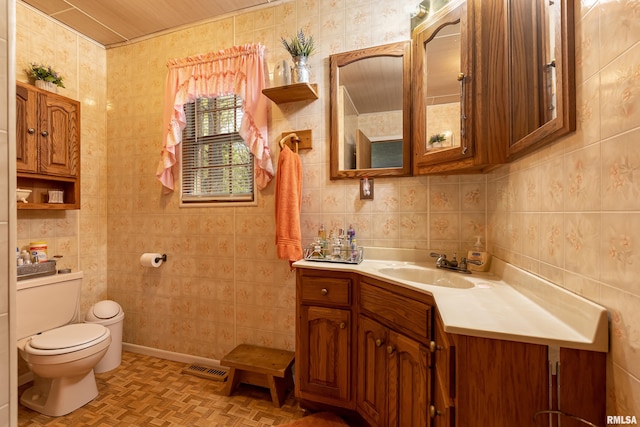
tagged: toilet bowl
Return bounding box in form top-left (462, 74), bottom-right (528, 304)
top-left (18, 323), bottom-right (111, 416)
top-left (17, 272), bottom-right (112, 417)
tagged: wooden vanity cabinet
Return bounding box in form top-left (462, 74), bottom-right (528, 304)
top-left (296, 268), bottom-right (605, 427)
top-left (435, 311), bottom-right (605, 427)
top-left (357, 278), bottom-right (432, 427)
top-left (295, 269), bottom-right (355, 409)
top-left (16, 82), bottom-right (81, 209)
top-left (430, 313), bottom-right (455, 427)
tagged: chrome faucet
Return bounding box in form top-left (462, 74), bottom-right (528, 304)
top-left (431, 252), bottom-right (482, 274)
top-left (430, 252), bottom-right (457, 268)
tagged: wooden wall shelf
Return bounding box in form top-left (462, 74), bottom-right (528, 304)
top-left (262, 83), bottom-right (319, 104)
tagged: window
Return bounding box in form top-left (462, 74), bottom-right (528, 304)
top-left (181, 95), bottom-right (254, 204)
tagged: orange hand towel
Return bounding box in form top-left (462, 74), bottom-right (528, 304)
top-left (275, 145), bottom-right (303, 266)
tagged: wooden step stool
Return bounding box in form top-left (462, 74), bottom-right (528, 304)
top-left (221, 344), bottom-right (295, 407)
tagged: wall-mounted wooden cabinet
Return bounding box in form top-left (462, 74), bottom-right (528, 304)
top-left (412, 1), bottom-right (508, 175)
top-left (412, 0), bottom-right (575, 175)
top-left (16, 82), bottom-right (80, 209)
top-left (507, 0), bottom-right (575, 160)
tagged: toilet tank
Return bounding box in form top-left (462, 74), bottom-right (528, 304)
top-left (16, 271), bottom-right (83, 340)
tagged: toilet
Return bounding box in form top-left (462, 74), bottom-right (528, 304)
top-left (17, 271), bottom-right (111, 417)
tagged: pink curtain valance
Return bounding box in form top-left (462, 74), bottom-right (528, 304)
top-left (157, 43), bottom-right (273, 191)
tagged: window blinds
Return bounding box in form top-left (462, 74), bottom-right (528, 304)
top-left (181, 96), bottom-right (254, 202)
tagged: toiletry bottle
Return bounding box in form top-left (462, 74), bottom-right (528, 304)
top-left (318, 224), bottom-right (327, 256)
top-left (347, 224), bottom-right (355, 243)
top-left (350, 238), bottom-right (358, 262)
top-left (467, 236), bottom-right (490, 271)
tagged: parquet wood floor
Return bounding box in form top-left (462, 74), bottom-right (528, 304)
top-left (18, 351), bottom-right (306, 426)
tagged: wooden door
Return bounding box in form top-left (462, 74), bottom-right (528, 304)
top-left (388, 330), bottom-right (429, 427)
top-left (355, 129), bottom-right (372, 169)
top-left (16, 84), bottom-right (38, 173)
top-left (38, 93), bottom-right (80, 177)
top-left (356, 315), bottom-right (388, 426)
top-left (297, 305), bottom-right (352, 407)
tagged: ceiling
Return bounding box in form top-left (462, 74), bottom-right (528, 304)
top-left (21, 0), bottom-right (279, 47)
top-left (339, 55), bottom-right (404, 114)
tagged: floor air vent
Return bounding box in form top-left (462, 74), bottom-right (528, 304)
top-left (182, 364), bottom-right (229, 381)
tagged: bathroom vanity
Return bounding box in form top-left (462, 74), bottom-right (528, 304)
top-left (293, 250), bottom-right (607, 427)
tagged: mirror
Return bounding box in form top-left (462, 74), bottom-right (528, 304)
top-left (330, 41), bottom-right (412, 179)
top-left (412, 2), bottom-right (471, 174)
top-left (423, 21), bottom-right (462, 153)
top-left (508, 0), bottom-right (575, 158)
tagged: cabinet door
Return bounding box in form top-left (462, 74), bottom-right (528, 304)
top-left (388, 330), bottom-right (429, 427)
top-left (412, 1), bottom-right (475, 174)
top-left (507, 0), bottom-right (575, 159)
top-left (357, 315), bottom-right (388, 426)
top-left (297, 305), bottom-right (352, 407)
top-left (16, 84), bottom-right (38, 173)
top-left (431, 373), bottom-right (455, 427)
top-left (38, 93), bottom-right (80, 177)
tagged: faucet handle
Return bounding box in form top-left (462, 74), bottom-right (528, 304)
top-left (459, 257), bottom-right (482, 270)
top-left (430, 252), bottom-right (447, 268)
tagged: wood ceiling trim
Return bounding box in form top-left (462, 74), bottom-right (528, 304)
top-left (52, 9), bottom-right (128, 45)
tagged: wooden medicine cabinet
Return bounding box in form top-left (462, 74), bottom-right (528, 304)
top-left (16, 82), bottom-right (81, 209)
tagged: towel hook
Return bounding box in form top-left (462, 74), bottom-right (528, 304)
top-left (279, 132), bottom-right (300, 153)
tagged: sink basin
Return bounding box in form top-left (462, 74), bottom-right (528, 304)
top-left (378, 265), bottom-right (474, 289)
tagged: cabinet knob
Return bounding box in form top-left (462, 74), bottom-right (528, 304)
top-left (27, 128), bottom-right (35, 134)
top-left (375, 339), bottom-right (384, 347)
top-left (429, 341), bottom-right (443, 353)
top-left (339, 322), bottom-right (346, 329)
top-left (320, 288), bottom-right (328, 296)
top-left (429, 405), bottom-right (442, 418)
top-left (41, 130), bottom-right (49, 137)
top-left (386, 345), bottom-right (395, 354)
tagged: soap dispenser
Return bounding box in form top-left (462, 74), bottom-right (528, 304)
top-left (467, 236), bottom-right (490, 272)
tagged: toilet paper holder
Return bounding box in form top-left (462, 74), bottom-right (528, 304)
top-left (155, 254), bottom-right (167, 263)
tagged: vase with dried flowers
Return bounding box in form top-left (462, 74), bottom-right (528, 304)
top-left (281, 29), bottom-right (316, 83)
top-left (27, 63), bottom-right (65, 93)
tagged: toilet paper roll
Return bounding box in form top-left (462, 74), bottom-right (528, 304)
top-left (140, 253), bottom-right (163, 268)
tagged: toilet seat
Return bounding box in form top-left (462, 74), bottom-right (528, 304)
top-left (26, 323), bottom-right (110, 356)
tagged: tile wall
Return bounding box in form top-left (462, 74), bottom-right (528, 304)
top-left (104, 0), bottom-right (436, 361)
top-left (11, 0), bottom-right (640, 418)
top-left (14, 4), bottom-right (108, 316)
top-left (488, 0), bottom-right (640, 416)
top-left (1, 0), bottom-right (13, 424)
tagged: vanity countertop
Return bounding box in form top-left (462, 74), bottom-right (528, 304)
top-left (293, 248), bottom-right (608, 352)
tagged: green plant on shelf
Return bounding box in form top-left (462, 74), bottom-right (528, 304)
top-left (27, 63), bottom-right (65, 88)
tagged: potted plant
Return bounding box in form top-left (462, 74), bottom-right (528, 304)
top-left (429, 133), bottom-right (447, 147)
top-left (27, 63), bottom-right (65, 92)
top-left (281, 29), bottom-right (316, 83)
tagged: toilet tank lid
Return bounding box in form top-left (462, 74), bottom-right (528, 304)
top-left (88, 300), bottom-right (122, 320)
